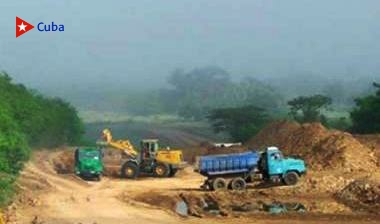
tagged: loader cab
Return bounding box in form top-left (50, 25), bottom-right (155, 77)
top-left (141, 139), bottom-right (160, 159)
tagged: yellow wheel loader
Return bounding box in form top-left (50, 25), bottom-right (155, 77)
top-left (99, 129), bottom-right (186, 178)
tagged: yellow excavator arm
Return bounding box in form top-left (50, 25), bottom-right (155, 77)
top-left (101, 129), bottom-right (139, 157)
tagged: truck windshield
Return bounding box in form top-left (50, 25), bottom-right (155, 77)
top-left (270, 152), bottom-right (284, 160)
top-left (79, 151), bottom-right (100, 160)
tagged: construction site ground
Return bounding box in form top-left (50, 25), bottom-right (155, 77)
top-left (4, 122), bottom-right (380, 224)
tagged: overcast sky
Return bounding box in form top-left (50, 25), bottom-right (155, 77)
top-left (1, 0), bottom-right (379, 93)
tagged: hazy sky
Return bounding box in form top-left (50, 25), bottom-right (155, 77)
top-left (1, 0), bottom-right (379, 93)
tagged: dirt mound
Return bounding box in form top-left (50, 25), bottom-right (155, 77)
top-left (355, 134), bottom-right (380, 150)
top-left (248, 121), bottom-right (377, 172)
top-left (336, 175), bottom-right (380, 214)
top-left (355, 135), bottom-right (380, 166)
top-left (309, 133), bottom-right (377, 172)
top-left (249, 121), bottom-right (330, 157)
top-left (52, 150), bottom-right (75, 174)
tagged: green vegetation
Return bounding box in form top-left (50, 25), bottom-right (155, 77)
top-left (288, 95), bottom-right (332, 124)
top-left (207, 105), bottom-right (270, 142)
top-left (0, 72), bottom-right (84, 206)
top-left (350, 83), bottom-right (380, 134)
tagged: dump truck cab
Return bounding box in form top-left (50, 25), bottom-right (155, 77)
top-left (261, 147), bottom-right (306, 185)
top-left (75, 148), bottom-right (103, 180)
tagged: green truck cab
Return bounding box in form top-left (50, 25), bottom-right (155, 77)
top-left (74, 148), bottom-right (103, 181)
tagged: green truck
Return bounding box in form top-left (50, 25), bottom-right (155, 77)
top-left (74, 148), bottom-right (104, 181)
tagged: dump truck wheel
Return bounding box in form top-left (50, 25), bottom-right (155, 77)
top-left (283, 171), bottom-right (299, 185)
top-left (153, 163), bottom-right (170, 177)
top-left (230, 177), bottom-right (246, 190)
top-left (168, 168), bottom-right (178, 177)
top-left (122, 162), bottom-right (139, 179)
top-left (95, 174), bottom-right (102, 181)
top-left (212, 178), bottom-right (227, 191)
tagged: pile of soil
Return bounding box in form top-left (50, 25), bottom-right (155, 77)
top-left (308, 133), bottom-right (377, 172)
top-left (355, 135), bottom-right (380, 166)
top-left (52, 150), bottom-right (75, 174)
top-left (258, 172), bottom-right (355, 196)
top-left (336, 175), bottom-right (380, 214)
top-left (355, 134), bottom-right (380, 150)
top-left (248, 121), bottom-right (377, 172)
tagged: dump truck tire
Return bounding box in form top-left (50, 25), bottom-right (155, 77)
top-left (230, 177), bottom-right (246, 190)
top-left (211, 178), bottom-right (227, 191)
top-left (95, 174), bottom-right (102, 182)
top-left (153, 163), bottom-right (170, 177)
top-left (284, 171), bottom-right (299, 185)
top-left (122, 162), bottom-right (139, 179)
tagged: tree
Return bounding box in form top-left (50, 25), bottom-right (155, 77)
top-left (207, 105), bottom-right (270, 142)
top-left (350, 82), bottom-right (380, 134)
top-left (288, 95), bottom-right (332, 123)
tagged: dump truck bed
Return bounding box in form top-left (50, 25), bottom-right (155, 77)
top-left (197, 151), bottom-right (260, 177)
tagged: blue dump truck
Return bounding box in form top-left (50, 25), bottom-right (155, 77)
top-left (195, 147), bottom-right (306, 191)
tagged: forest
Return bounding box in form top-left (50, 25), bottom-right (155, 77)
top-left (0, 72), bottom-right (84, 206)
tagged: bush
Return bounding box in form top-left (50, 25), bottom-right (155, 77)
top-left (0, 174), bottom-right (16, 207)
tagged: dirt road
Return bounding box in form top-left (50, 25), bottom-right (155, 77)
top-left (6, 150), bottom-right (378, 224)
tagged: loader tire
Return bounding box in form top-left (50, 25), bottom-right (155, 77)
top-left (168, 168), bottom-right (178, 177)
top-left (153, 163), bottom-right (170, 177)
top-left (122, 162), bottom-right (139, 179)
top-left (283, 171), bottom-right (299, 185)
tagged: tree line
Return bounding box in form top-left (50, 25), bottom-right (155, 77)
top-left (208, 83), bottom-right (380, 142)
top-left (0, 72), bottom-right (84, 206)
top-left (129, 66), bottom-right (379, 142)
